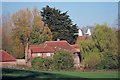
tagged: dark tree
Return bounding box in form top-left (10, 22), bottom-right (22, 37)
top-left (41, 5), bottom-right (78, 44)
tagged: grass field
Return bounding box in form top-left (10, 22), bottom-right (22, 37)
top-left (1, 68), bottom-right (119, 80)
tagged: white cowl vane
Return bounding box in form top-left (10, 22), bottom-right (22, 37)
top-left (85, 28), bottom-right (91, 36)
top-left (74, 28), bottom-right (83, 36)
top-left (78, 29), bottom-right (83, 36)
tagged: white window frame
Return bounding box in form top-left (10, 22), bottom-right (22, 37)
top-left (37, 53), bottom-right (42, 56)
top-left (46, 53), bottom-right (51, 56)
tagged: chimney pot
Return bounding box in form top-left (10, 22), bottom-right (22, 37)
top-left (57, 38), bottom-right (60, 41)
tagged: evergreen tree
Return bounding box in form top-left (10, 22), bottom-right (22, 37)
top-left (41, 5), bottom-right (78, 44)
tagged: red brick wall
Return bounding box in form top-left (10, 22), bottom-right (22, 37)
top-left (16, 59), bottom-right (26, 65)
top-left (1, 61), bottom-right (16, 65)
top-left (0, 61), bottom-right (17, 68)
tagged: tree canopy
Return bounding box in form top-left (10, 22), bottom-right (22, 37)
top-left (78, 24), bottom-right (118, 69)
top-left (53, 49), bottom-right (74, 70)
top-left (41, 5), bottom-right (78, 44)
top-left (12, 7), bottom-right (52, 46)
top-left (2, 7), bottom-right (53, 58)
top-left (92, 24), bottom-right (118, 53)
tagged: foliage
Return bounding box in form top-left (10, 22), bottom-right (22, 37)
top-left (83, 52), bottom-right (101, 69)
top-left (11, 38), bottom-right (24, 58)
top-left (31, 57), bottom-right (44, 70)
top-left (2, 14), bottom-right (13, 54)
top-left (2, 7), bottom-right (52, 58)
top-left (43, 57), bottom-right (54, 70)
top-left (12, 7), bottom-right (52, 45)
top-left (92, 24), bottom-right (118, 69)
top-left (78, 40), bottom-right (101, 69)
top-left (78, 24), bottom-right (118, 69)
top-left (116, 30), bottom-right (120, 68)
top-left (30, 25), bottom-right (52, 44)
top-left (96, 52), bottom-right (118, 69)
top-left (2, 14), bottom-right (24, 58)
top-left (31, 57), bottom-right (53, 70)
top-left (32, 49), bottom-right (74, 71)
top-left (79, 40), bottom-right (99, 59)
top-left (11, 8), bottom-right (32, 46)
top-left (92, 24), bottom-right (118, 53)
top-left (53, 49), bottom-right (74, 70)
top-left (41, 5), bottom-right (78, 44)
top-left (29, 7), bottom-right (52, 44)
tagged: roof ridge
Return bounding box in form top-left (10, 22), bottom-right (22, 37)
top-left (45, 41), bottom-right (66, 42)
top-left (45, 40), bottom-right (67, 43)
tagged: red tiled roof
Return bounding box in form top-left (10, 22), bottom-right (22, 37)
top-left (0, 50), bottom-right (16, 62)
top-left (29, 45), bottom-right (55, 53)
top-left (77, 36), bottom-right (92, 42)
top-left (43, 41), bottom-right (77, 53)
top-left (71, 44), bottom-right (79, 49)
top-left (77, 36), bottom-right (86, 41)
top-left (70, 44), bottom-right (80, 52)
top-left (29, 40), bottom-right (78, 53)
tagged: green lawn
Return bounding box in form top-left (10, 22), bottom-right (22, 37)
top-left (1, 68), bottom-right (119, 80)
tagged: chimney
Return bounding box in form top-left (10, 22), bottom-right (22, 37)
top-left (57, 38), bottom-right (60, 41)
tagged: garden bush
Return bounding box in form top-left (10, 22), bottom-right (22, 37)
top-left (96, 52), bottom-right (118, 69)
top-left (83, 52), bottom-right (101, 69)
top-left (42, 57), bottom-right (54, 70)
top-left (31, 57), bottom-right (44, 70)
top-left (53, 49), bottom-right (74, 71)
top-left (31, 57), bottom-right (53, 70)
top-left (31, 49), bottom-right (74, 71)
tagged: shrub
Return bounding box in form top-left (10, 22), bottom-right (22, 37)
top-left (31, 49), bottom-right (74, 71)
top-left (42, 57), bottom-right (54, 70)
top-left (53, 49), bottom-right (74, 71)
top-left (31, 57), bottom-right (54, 70)
top-left (96, 52), bottom-right (118, 69)
top-left (83, 52), bottom-right (101, 69)
top-left (31, 57), bottom-right (44, 70)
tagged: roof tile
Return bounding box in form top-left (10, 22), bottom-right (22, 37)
top-left (0, 50), bottom-right (16, 62)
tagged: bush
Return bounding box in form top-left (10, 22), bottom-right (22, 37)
top-left (31, 57), bottom-right (44, 70)
top-left (31, 57), bottom-right (53, 70)
top-left (53, 49), bottom-right (74, 71)
top-left (31, 49), bottom-right (74, 71)
top-left (83, 52), bottom-right (101, 69)
top-left (96, 52), bottom-right (118, 69)
top-left (43, 57), bottom-right (54, 70)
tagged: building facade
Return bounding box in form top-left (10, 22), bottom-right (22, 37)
top-left (0, 50), bottom-right (16, 67)
top-left (25, 40), bottom-right (81, 66)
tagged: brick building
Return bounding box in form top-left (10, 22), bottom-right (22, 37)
top-left (25, 40), bottom-right (81, 66)
top-left (0, 50), bottom-right (16, 67)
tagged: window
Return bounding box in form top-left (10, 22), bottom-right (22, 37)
top-left (46, 53), bottom-right (51, 56)
top-left (37, 53), bottom-right (42, 56)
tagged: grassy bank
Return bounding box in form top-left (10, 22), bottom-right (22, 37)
top-left (1, 68), bottom-right (119, 80)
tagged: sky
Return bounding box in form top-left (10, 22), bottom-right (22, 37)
top-left (2, 2), bottom-right (118, 28)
